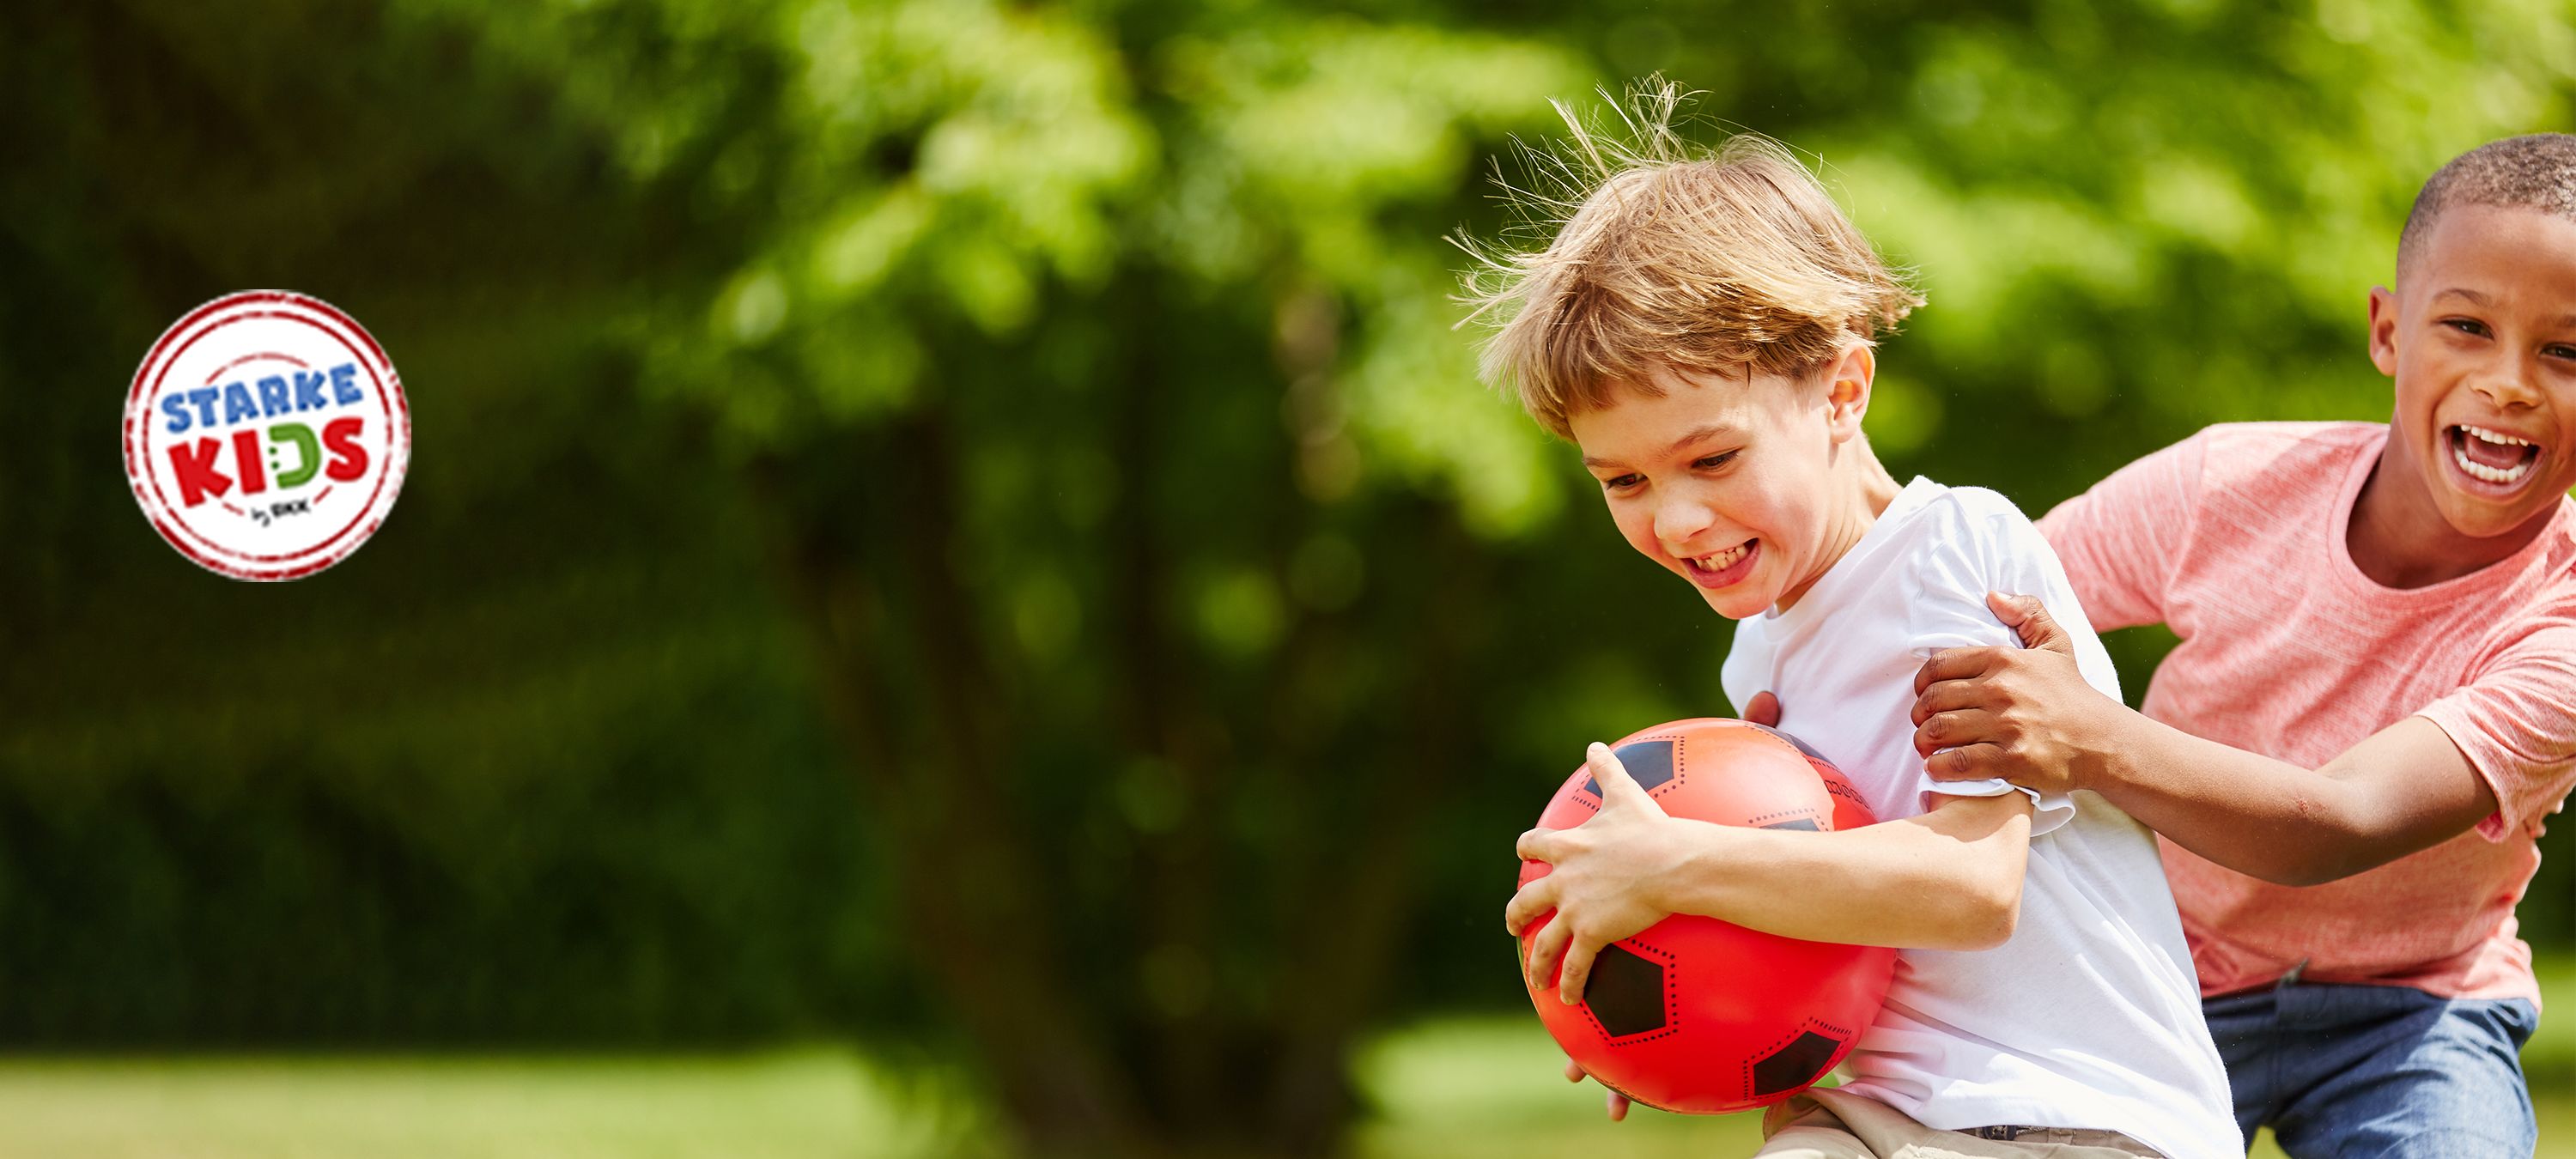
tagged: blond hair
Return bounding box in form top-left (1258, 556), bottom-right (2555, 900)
top-left (1460, 82), bottom-right (1923, 441)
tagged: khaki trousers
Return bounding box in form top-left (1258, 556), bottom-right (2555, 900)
top-left (1754, 1088), bottom-right (2169, 1159)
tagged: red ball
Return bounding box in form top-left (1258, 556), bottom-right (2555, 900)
top-left (1518, 717), bottom-right (1897, 1114)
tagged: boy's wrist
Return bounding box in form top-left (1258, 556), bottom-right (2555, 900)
top-left (2069, 697), bottom-right (2147, 795)
top-left (1652, 817), bottom-right (1741, 919)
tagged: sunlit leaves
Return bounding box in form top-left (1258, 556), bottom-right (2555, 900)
top-left (1151, 22), bottom-right (1587, 531)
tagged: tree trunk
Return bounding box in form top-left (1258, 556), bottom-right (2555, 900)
top-left (754, 416), bottom-right (1151, 1156)
top-left (748, 314), bottom-right (1490, 1156)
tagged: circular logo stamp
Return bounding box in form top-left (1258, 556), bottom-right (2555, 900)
top-left (123, 291), bottom-right (410, 580)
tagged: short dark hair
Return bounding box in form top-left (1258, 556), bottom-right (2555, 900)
top-left (2398, 134), bottom-right (2576, 278)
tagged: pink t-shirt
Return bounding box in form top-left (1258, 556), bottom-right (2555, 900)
top-left (2039, 421), bottom-right (2576, 1003)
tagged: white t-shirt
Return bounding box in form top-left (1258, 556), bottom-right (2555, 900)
top-left (1720, 477), bottom-right (2238, 1159)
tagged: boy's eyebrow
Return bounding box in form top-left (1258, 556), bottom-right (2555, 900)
top-left (2431, 287), bottom-right (2576, 327)
top-left (1579, 422), bottom-right (1738, 470)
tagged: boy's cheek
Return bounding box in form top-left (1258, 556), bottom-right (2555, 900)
top-left (1611, 513), bottom-right (1665, 564)
top-left (2547, 458), bottom-right (2576, 502)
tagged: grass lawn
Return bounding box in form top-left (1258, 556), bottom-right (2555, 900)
top-left (0, 1049), bottom-right (987, 1159)
top-left (1356, 956), bottom-right (2576, 1158)
top-left (0, 962), bottom-right (2564, 1156)
top-left (1357, 1012), bottom-right (2575, 1159)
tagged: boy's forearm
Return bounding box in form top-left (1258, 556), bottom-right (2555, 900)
top-left (1656, 810), bottom-right (2026, 951)
top-left (2081, 711), bottom-right (2473, 886)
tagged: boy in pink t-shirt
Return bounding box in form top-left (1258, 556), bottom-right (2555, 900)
top-left (1904, 137), bottom-right (2576, 1155)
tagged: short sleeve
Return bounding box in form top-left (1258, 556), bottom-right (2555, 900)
top-left (1905, 500), bottom-right (2080, 838)
top-left (2034, 429), bottom-right (2209, 633)
top-left (2415, 621), bottom-right (2576, 840)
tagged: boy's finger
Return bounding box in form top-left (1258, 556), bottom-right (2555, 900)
top-left (1913, 707), bottom-right (2002, 759)
top-left (1558, 936), bottom-right (1600, 1005)
top-left (1504, 878), bottom-right (1558, 936)
top-left (1563, 1055), bottom-right (1586, 1083)
top-left (1524, 917), bottom-right (1572, 994)
top-left (1744, 690), bottom-right (1783, 727)
top-left (1911, 677), bottom-right (1990, 726)
top-left (1607, 1090), bottom-right (1631, 1121)
top-left (1515, 827), bottom-right (1561, 863)
top-left (1913, 646), bottom-right (2002, 695)
top-left (1928, 742), bottom-right (2011, 781)
top-left (1985, 592), bottom-right (2075, 656)
top-left (1587, 743), bottom-right (1647, 805)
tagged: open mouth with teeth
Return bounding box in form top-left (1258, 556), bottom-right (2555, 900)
top-left (1680, 538), bottom-right (1760, 589)
top-left (2447, 422), bottom-right (2543, 489)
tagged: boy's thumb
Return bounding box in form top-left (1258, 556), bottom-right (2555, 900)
top-left (1985, 592), bottom-right (2073, 654)
top-left (1743, 691), bottom-right (1783, 728)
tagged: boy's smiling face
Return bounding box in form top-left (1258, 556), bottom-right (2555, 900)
top-left (1567, 351), bottom-right (1875, 620)
top-left (2372, 203), bottom-right (2576, 540)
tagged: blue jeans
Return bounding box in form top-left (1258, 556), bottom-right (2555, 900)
top-left (2204, 980), bottom-right (2539, 1157)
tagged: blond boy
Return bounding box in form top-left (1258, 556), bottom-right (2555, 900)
top-left (1477, 91), bottom-right (2239, 1159)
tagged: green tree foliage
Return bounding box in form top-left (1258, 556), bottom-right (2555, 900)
top-left (4, 0), bottom-right (2574, 1155)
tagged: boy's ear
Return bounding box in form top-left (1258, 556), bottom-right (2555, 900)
top-left (1823, 344), bottom-right (1875, 442)
top-left (2367, 286), bottom-right (2401, 378)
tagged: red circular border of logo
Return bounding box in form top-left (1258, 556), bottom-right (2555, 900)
top-left (137, 312), bottom-right (395, 566)
top-left (123, 291), bottom-right (411, 581)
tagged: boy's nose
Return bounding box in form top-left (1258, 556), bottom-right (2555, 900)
top-left (1653, 496), bottom-right (1717, 548)
top-left (2471, 371), bottom-right (2543, 410)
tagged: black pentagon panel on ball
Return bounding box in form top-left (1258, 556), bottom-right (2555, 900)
top-left (1583, 739), bottom-right (1677, 798)
top-left (1752, 1030), bottom-right (1841, 1096)
top-left (1746, 722), bottom-right (1832, 763)
top-left (1759, 817), bottom-right (1821, 831)
top-left (1582, 943), bottom-right (1668, 1038)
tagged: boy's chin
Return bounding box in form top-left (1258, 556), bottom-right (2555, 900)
top-left (2435, 487), bottom-right (2566, 541)
top-left (1697, 586), bottom-right (1773, 621)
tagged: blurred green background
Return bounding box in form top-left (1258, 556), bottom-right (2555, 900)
top-left (4, 0), bottom-right (2574, 1154)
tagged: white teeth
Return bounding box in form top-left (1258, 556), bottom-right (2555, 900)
top-left (2459, 423), bottom-right (2533, 448)
top-left (1692, 543), bottom-right (1750, 571)
top-left (2454, 440), bottom-right (2535, 484)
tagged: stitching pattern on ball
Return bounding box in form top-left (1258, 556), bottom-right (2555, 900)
top-left (1743, 808), bottom-right (1821, 827)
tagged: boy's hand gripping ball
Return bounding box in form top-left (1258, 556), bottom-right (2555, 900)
top-left (1516, 718), bottom-right (1896, 1114)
